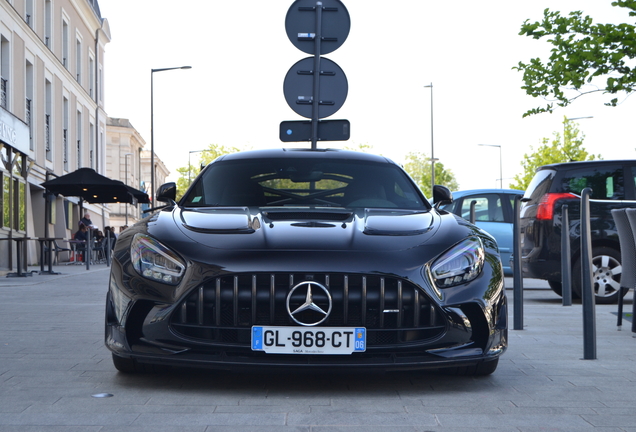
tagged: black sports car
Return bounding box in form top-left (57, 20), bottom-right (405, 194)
top-left (105, 148), bottom-right (507, 375)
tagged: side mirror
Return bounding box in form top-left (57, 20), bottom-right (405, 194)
top-left (433, 185), bottom-right (453, 209)
top-left (156, 182), bottom-right (177, 203)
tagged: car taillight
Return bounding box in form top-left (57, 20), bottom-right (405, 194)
top-left (536, 193), bottom-right (578, 220)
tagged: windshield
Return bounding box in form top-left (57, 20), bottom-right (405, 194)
top-left (181, 157), bottom-right (429, 210)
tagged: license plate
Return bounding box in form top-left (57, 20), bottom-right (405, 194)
top-left (251, 326), bottom-right (366, 354)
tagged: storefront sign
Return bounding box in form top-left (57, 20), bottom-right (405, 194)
top-left (0, 108), bottom-right (29, 154)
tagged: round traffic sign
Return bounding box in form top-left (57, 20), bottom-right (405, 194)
top-left (285, 0), bottom-right (350, 55)
top-left (283, 57), bottom-right (348, 119)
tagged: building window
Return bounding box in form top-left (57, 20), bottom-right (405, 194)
top-left (26, 60), bottom-right (34, 151)
top-left (77, 110), bottom-right (82, 169)
top-left (25, 0), bottom-right (34, 28)
top-left (63, 97), bottom-right (69, 171)
top-left (2, 172), bottom-right (9, 228)
top-left (89, 123), bottom-right (95, 169)
top-left (64, 199), bottom-right (73, 230)
top-left (62, 20), bottom-right (69, 68)
top-left (76, 38), bottom-right (82, 83)
top-left (1, 35), bottom-right (9, 109)
top-left (12, 155), bottom-right (26, 232)
top-left (45, 0), bottom-right (52, 48)
top-left (89, 56), bottom-right (95, 98)
top-left (45, 79), bottom-right (52, 161)
top-left (14, 180), bottom-right (26, 232)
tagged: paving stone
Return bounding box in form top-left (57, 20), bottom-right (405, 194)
top-left (0, 269), bottom-right (635, 430)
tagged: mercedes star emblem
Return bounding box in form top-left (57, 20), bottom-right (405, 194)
top-left (286, 281), bottom-right (332, 326)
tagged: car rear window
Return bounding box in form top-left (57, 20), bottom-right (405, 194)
top-left (523, 169), bottom-right (555, 202)
top-left (557, 166), bottom-right (624, 199)
top-left (181, 157), bottom-right (429, 209)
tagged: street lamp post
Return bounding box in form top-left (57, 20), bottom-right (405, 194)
top-left (564, 116), bottom-right (593, 151)
top-left (424, 83), bottom-right (435, 193)
top-left (478, 144), bottom-right (503, 189)
top-left (150, 66), bottom-right (192, 205)
top-left (124, 153), bottom-right (132, 225)
top-left (188, 149), bottom-right (208, 185)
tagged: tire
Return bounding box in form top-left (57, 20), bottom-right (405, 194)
top-left (439, 358), bottom-right (499, 376)
top-left (573, 246), bottom-right (625, 305)
top-left (547, 280), bottom-right (563, 296)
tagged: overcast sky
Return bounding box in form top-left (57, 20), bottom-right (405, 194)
top-left (98, 0), bottom-right (635, 191)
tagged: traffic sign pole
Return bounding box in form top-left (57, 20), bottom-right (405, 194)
top-left (311, 2), bottom-right (323, 149)
top-left (283, 0), bottom-right (350, 147)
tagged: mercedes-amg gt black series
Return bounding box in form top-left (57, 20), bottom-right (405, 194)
top-left (105, 148), bottom-right (507, 375)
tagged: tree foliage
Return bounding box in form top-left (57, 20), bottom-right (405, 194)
top-left (509, 117), bottom-right (601, 190)
top-left (515, 0), bottom-right (636, 116)
top-left (403, 152), bottom-right (459, 197)
top-left (175, 144), bottom-right (241, 201)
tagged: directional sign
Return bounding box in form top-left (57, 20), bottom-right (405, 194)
top-left (285, 0), bottom-right (350, 55)
top-left (282, 0), bottom-right (351, 147)
top-left (280, 119), bottom-right (350, 142)
top-left (283, 57), bottom-right (348, 119)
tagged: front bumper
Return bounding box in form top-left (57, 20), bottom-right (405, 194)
top-left (105, 265), bottom-right (507, 371)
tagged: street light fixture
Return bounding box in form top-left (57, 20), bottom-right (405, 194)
top-left (424, 83), bottom-right (435, 194)
top-left (478, 144), bottom-right (503, 189)
top-left (188, 149), bottom-right (208, 185)
top-left (124, 153), bottom-right (133, 225)
top-left (150, 65), bottom-right (192, 205)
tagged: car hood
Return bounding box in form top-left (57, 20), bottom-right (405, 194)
top-left (131, 205), bottom-right (490, 288)
top-left (171, 206), bottom-right (439, 251)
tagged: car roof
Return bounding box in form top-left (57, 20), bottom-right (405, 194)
top-left (538, 160), bottom-right (636, 170)
top-left (215, 148), bottom-right (395, 164)
top-left (451, 189), bottom-right (524, 196)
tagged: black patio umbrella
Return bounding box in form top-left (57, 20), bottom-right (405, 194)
top-left (42, 167), bottom-right (147, 204)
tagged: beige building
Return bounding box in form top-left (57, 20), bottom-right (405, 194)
top-left (105, 117), bottom-right (169, 231)
top-left (0, 0), bottom-right (111, 271)
top-left (141, 148), bottom-right (170, 205)
top-left (105, 117), bottom-right (144, 230)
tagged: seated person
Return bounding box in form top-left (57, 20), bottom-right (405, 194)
top-left (73, 224), bottom-right (89, 261)
top-left (74, 223), bottom-right (88, 242)
top-left (103, 226), bottom-right (117, 250)
top-left (80, 212), bottom-right (95, 229)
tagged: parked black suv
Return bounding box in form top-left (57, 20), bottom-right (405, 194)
top-left (520, 160), bottom-right (636, 304)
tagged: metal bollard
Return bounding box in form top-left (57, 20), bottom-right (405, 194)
top-left (470, 200), bottom-right (477, 224)
top-left (86, 228), bottom-right (91, 271)
top-left (106, 235), bottom-right (111, 267)
top-left (580, 188), bottom-right (596, 359)
top-left (513, 195), bottom-right (524, 330)
top-left (561, 205), bottom-right (572, 306)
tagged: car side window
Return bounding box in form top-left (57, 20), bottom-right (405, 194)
top-left (459, 194), bottom-right (504, 222)
top-left (560, 166), bottom-right (624, 200)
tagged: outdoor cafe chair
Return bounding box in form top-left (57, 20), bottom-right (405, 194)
top-left (611, 208), bottom-right (636, 330)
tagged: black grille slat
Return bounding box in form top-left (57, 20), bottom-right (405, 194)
top-left (170, 273), bottom-right (445, 346)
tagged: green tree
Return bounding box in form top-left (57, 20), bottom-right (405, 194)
top-left (175, 144), bottom-right (241, 201)
top-left (510, 117), bottom-right (601, 190)
top-left (515, 1), bottom-right (636, 116)
top-left (403, 152), bottom-right (459, 197)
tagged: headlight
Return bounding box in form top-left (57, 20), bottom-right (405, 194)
top-left (131, 233), bottom-right (186, 285)
top-left (430, 237), bottom-right (485, 288)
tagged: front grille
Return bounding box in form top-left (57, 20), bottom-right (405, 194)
top-left (170, 273), bottom-right (446, 347)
